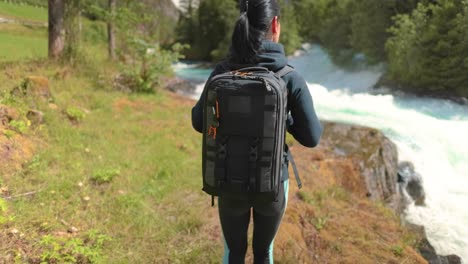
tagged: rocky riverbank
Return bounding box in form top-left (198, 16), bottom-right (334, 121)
top-left (315, 121), bottom-right (461, 264)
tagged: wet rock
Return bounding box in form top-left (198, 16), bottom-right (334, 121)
top-left (419, 237), bottom-right (462, 264)
top-left (398, 161), bottom-right (426, 206)
top-left (445, 255), bottom-right (462, 264)
top-left (26, 110), bottom-right (44, 126)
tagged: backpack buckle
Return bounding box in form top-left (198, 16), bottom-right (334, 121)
top-left (249, 138), bottom-right (259, 162)
top-left (217, 144), bottom-right (227, 160)
top-left (249, 146), bottom-right (258, 162)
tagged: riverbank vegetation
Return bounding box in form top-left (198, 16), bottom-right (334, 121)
top-left (176, 0), bottom-right (468, 98)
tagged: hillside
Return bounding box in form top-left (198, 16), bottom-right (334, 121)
top-left (0, 2), bottom-right (47, 62)
top-left (0, 58), bottom-right (438, 262)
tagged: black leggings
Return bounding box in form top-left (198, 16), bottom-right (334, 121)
top-left (218, 180), bottom-right (289, 264)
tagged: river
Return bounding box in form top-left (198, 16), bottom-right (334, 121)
top-left (174, 44), bottom-right (468, 262)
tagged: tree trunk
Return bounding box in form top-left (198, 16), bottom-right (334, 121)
top-left (108, 0), bottom-right (117, 60)
top-left (48, 0), bottom-right (64, 59)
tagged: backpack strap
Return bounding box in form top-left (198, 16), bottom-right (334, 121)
top-left (288, 151), bottom-right (302, 189)
top-left (275, 65), bottom-right (295, 78)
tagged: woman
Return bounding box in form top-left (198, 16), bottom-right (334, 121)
top-left (191, 0), bottom-right (322, 263)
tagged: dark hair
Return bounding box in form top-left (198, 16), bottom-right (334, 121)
top-left (229, 0), bottom-right (280, 64)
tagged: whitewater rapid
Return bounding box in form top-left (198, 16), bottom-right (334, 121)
top-left (174, 45), bottom-right (468, 262)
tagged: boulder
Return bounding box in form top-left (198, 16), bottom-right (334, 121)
top-left (321, 121), bottom-right (402, 213)
top-left (26, 110), bottom-right (44, 126)
top-left (163, 77), bottom-right (198, 95)
top-left (419, 238), bottom-right (462, 264)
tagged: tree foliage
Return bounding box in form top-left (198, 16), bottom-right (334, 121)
top-left (176, 0), bottom-right (237, 61)
top-left (278, 0), bottom-right (302, 55)
top-left (350, 0), bottom-right (394, 63)
top-left (51, 0), bottom-right (464, 97)
top-left (386, 0), bottom-right (468, 97)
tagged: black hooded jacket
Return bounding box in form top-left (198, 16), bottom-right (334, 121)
top-left (191, 41), bottom-right (322, 179)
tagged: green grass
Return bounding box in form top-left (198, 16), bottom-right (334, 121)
top-left (0, 2), bottom-right (106, 63)
top-left (0, 1), bottom-right (270, 261)
top-left (0, 13), bottom-right (106, 62)
top-left (0, 20), bottom-right (47, 62)
top-left (0, 55), bottom-right (221, 262)
top-left (0, 1), bottom-right (47, 22)
top-left (0, 30), bottom-right (47, 61)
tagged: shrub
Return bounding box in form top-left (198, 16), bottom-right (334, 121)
top-left (39, 230), bottom-right (110, 263)
top-left (117, 39), bottom-right (186, 93)
top-left (8, 120), bottom-right (29, 134)
top-left (65, 107), bottom-right (86, 122)
top-left (91, 168), bottom-right (120, 184)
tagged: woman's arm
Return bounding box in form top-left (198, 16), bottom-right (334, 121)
top-left (287, 73), bottom-right (322, 147)
top-left (191, 90), bottom-right (205, 133)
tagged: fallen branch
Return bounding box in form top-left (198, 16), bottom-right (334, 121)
top-left (3, 190), bottom-right (42, 200)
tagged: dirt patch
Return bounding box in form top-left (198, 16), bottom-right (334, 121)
top-left (0, 134), bottom-right (36, 178)
top-left (1, 105), bottom-right (36, 178)
top-left (165, 92), bottom-right (196, 108)
top-left (0, 232), bottom-right (36, 263)
top-left (112, 97), bottom-right (156, 113)
top-left (113, 98), bottom-right (139, 112)
top-left (0, 104), bottom-right (20, 126)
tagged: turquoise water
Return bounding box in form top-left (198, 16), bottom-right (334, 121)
top-left (175, 45), bottom-right (468, 262)
top-left (173, 62), bottom-right (213, 81)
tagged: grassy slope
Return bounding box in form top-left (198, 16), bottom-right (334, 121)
top-left (0, 1), bottom-right (47, 22)
top-left (0, 58), bottom-right (222, 262)
top-left (0, 2), bottom-right (47, 62)
top-left (0, 4), bottom-right (106, 63)
top-left (0, 24), bottom-right (47, 62)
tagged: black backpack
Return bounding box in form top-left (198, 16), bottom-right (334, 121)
top-left (202, 66), bottom-right (301, 204)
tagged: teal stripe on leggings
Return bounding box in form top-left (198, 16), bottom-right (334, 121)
top-left (268, 180), bottom-right (289, 264)
top-left (223, 235), bottom-right (229, 264)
